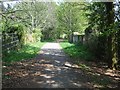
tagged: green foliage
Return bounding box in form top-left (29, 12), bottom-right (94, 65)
top-left (15, 2), bottom-right (58, 42)
top-left (3, 24), bottom-right (26, 45)
top-left (3, 42), bottom-right (45, 63)
top-left (86, 2), bottom-right (107, 33)
top-left (86, 2), bottom-right (120, 69)
top-left (60, 42), bottom-right (94, 61)
top-left (32, 28), bottom-right (42, 42)
top-left (56, 2), bottom-right (89, 37)
top-left (15, 1), bottom-right (47, 29)
top-left (85, 2), bottom-right (109, 61)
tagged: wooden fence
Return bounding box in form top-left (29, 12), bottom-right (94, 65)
top-left (2, 32), bottom-right (20, 53)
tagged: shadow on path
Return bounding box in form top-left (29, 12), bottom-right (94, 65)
top-left (2, 43), bottom-right (119, 89)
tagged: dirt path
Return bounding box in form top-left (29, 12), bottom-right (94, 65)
top-left (2, 43), bottom-right (119, 89)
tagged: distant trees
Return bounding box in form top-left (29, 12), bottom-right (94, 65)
top-left (15, 1), bottom-right (47, 30)
top-left (1, 1), bottom-right (58, 43)
top-left (14, 1), bottom-right (47, 43)
top-left (56, 2), bottom-right (88, 40)
top-left (56, 1), bottom-right (120, 69)
top-left (41, 2), bottom-right (58, 41)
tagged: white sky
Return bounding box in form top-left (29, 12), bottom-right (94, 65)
top-left (3, 1), bottom-right (19, 8)
top-left (3, 0), bottom-right (64, 8)
top-left (2, 0), bottom-right (120, 8)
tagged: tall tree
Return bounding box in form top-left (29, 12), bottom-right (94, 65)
top-left (104, 2), bottom-right (118, 69)
top-left (15, 1), bottom-right (47, 31)
top-left (86, 2), bottom-right (119, 69)
top-left (56, 2), bottom-right (88, 40)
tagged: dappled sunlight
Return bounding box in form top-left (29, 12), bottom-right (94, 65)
top-left (104, 69), bottom-right (120, 78)
top-left (31, 72), bottom-right (41, 76)
top-left (72, 82), bottom-right (82, 87)
top-left (64, 61), bottom-right (86, 69)
top-left (2, 46), bottom-right (88, 88)
top-left (40, 74), bottom-right (53, 79)
top-left (61, 66), bottom-right (69, 69)
top-left (93, 84), bottom-right (104, 88)
top-left (51, 83), bottom-right (60, 87)
top-left (37, 81), bottom-right (44, 84)
top-left (40, 49), bottom-right (65, 57)
top-left (40, 64), bottom-right (54, 68)
top-left (45, 68), bottom-right (52, 71)
top-left (64, 62), bottom-right (72, 67)
top-left (2, 43), bottom-right (119, 88)
top-left (2, 0), bottom-right (120, 88)
top-left (46, 80), bottom-right (55, 84)
top-left (55, 60), bottom-right (60, 64)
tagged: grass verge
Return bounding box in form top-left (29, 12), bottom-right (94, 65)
top-left (60, 42), bottom-right (94, 62)
top-left (60, 42), bottom-right (119, 88)
top-left (2, 42), bottom-right (45, 63)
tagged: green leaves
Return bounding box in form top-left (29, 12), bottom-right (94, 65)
top-left (60, 42), bottom-right (94, 61)
top-left (15, 2), bottom-right (47, 30)
top-left (56, 2), bottom-right (89, 36)
top-left (3, 42), bottom-right (45, 63)
top-left (86, 2), bottom-right (107, 33)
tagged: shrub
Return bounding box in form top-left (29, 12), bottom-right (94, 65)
top-left (32, 28), bottom-right (42, 42)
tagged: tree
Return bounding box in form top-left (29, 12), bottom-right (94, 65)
top-left (104, 2), bottom-right (117, 69)
top-left (56, 2), bottom-right (88, 40)
top-left (41, 2), bottom-right (58, 40)
top-left (86, 2), bottom-right (119, 69)
top-left (15, 1), bottom-right (47, 31)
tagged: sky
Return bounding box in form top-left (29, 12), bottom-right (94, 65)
top-left (3, 1), bottom-right (19, 8)
top-left (2, 0), bottom-right (120, 9)
top-left (2, 0), bottom-right (64, 8)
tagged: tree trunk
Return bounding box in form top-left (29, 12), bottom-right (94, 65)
top-left (107, 35), bottom-right (112, 68)
top-left (118, 27), bottom-right (120, 66)
top-left (105, 2), bottom-right (118, 69)
top-left (112, 33), bottom-right (118, 69)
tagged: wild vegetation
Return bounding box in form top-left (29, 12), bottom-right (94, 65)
top-left (85, 2), bottom-right (120, 70)
top-left (3, 42), bottom-right (45, 63)
top-left (60, 42), bottom-right (94, 61)
top-left (1, 0), bottom-right (120, 68)
top-left (1, 0), bottom-right (120, 89)
top-left (1, 1), bottom-right (57, 64)
top-left (56, 2), bottom-right (120, 70)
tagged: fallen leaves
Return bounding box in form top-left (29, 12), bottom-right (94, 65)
top-left (2, 49), bottom-right (120, 88)
top-left (31, 72), bottom-right (41, 76)
top-left (104, 69), bottom-right (120, 79)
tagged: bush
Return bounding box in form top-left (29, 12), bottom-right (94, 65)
top-left (85, 33), bottom-right (107, 61)
top-left (96, 34), bottom-right (107, 60)
top-left (60, 42), bottom-right (94, 61)
top-left (3, 42), bottom-right (45, 63)
top-left (32, 28), bottom-right (42, 42)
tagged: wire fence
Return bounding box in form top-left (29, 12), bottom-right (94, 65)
top-left (2, 32), bottom-right (20, 53)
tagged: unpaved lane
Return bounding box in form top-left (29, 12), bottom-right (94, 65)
top-left (2, 43), bottom-right (94, 88)
top-left (41, 43), bottom-right (62, 49)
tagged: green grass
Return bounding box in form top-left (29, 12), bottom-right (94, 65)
top-left (60, 42), bottom-right (94, 61)
top-left (3, 42), bottom-right (45, 63)
top-left (41, 39), bottom-right (55, 42)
